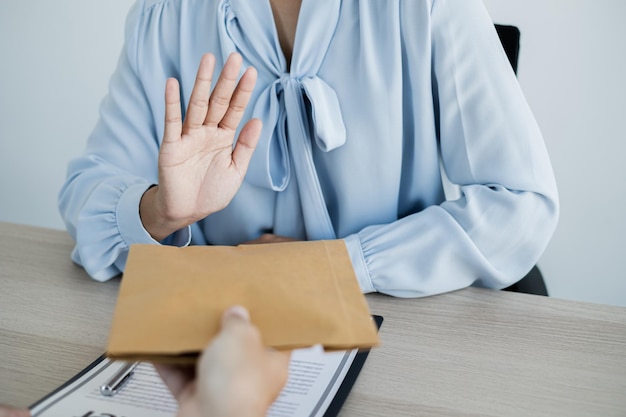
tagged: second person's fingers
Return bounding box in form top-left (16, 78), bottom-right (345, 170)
top-left (221, 305), bottom-right (251, 324)
top-left (153, 363), bottom-right (195, 400)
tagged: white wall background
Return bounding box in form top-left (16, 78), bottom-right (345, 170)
top-left (1, 1), bottom-right (624, 307)
top-left (0, 0), bottom-right (130, 228)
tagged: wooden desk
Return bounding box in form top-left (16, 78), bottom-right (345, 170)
top-left (1, 222), bottom-right (625, 416)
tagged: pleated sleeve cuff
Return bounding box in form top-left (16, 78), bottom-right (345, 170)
top-left (344, 234), bottom-right (375, 294)
top-left (73, 181), bottom-right (191, 282)
top-left (116, 183), bottom-right (192, 248)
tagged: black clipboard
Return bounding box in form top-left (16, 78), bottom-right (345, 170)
top-left (30, 315), bottom-right (384, 417)
top-left (29, 354), bottom-right (108, 410)
top-left (323, 314), bottom-right (384, 417)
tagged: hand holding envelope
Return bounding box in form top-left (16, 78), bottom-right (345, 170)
top-left (106, 240), bottom-right (380, 363)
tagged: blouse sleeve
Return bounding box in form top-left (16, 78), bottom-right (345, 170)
top-left (344, 0), bottom-right (559, 297)
top-left (57, 0), bottom-right (190, 281)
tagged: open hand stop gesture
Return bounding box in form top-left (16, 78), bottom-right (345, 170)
top-left (140, 53), bottom-right (261, 241)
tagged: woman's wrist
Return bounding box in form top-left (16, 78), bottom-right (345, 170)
top-left (139, 185), bottom-right (188, 242)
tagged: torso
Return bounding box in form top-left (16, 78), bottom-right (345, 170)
top-left (137, 0), bottom-right (445, 242)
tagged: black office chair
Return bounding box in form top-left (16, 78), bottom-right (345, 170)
top-left (494, 24), bottom-right (521, 75)
top-left (493, 24), bottom-right (549, 296)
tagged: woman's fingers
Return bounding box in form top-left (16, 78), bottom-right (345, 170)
top-left (218, 66), bottom-right (257, 132)
top-left (163, 78), bottom-right (183, 144)
top-left (184, 53), bottom-right (216, 131)
top-left (231, 118), bottom-right (262, 175)
top-left (170, 52), bottom-right (257, 146)
top-left (204, 53), bottom-right (243, 127)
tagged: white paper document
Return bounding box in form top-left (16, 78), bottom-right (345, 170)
top-left (30, 345), bottom-right (366, 417)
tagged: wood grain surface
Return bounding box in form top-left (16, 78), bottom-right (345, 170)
top-left (1, 222), bottom-right (625, 416)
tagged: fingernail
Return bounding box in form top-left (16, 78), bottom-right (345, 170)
top-left (224, 305), bottom-right (250, 321)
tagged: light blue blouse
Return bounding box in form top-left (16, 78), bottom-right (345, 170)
top-left (58, 0), bottom-right (559, 297)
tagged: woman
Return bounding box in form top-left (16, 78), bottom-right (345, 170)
top-left (59, 0), bottom-right (559, 297)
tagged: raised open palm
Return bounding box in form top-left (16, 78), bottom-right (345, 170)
top-left (140, 53), bottom-right (261, 241)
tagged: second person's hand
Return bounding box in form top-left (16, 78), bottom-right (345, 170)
top-left (140, 52), bottom-right (262, 241)
top-left (156, 306), bottom-right (291, 417)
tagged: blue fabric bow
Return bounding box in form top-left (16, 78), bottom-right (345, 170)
top-left (218, 0), bottom-right (345, 239)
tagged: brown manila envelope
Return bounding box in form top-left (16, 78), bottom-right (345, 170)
top-left (106, 240), bottom-right (380, 363)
